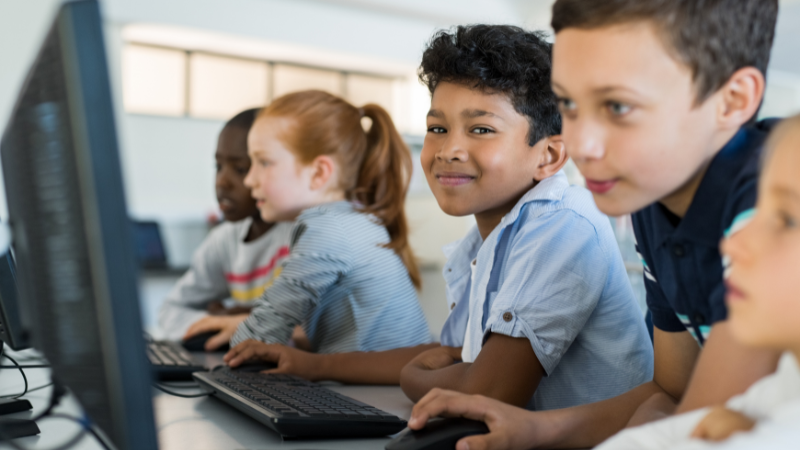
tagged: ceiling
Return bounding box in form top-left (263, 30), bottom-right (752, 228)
top-left (310, 0), bottom-right (800, 78)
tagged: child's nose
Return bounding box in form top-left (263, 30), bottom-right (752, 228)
top-left (436, 136), bottom-right (468, 162)
top-left (566, 120), bottom-right (605, 162)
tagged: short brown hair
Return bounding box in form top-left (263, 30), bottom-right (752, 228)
top-left (551, 0), bottom-right (778, 103)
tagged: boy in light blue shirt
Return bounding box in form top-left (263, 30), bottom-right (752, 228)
top-left (398, 24), bottom-right (652, 410)
top-left (225, 25), bottom-right (652, 410)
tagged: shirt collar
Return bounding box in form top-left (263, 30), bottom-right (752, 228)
top-left (496, 170), bottom-right (568, 229)
top-left (441, 170), bottom-right (569, 280)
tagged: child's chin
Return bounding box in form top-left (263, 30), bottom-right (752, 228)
top-left (728, 318), bottom-right (764, 348)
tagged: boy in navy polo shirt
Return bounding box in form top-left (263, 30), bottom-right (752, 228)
top-left (406, 1), bottom-right (784, 449)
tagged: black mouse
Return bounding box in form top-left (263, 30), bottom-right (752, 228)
top-left (385, 418), bottom-right (489, 450)
top-left (181, 331), bottom-right (230, 352)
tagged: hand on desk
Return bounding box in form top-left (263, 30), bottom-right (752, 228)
top-left (690, 406), bottom-right (755, 442)
top-left (184, 314), bottom-right (248, 351)
top-left (224, 340), bottom-right (321, 380)
top-left (407, 388), bottom-right (544, 450)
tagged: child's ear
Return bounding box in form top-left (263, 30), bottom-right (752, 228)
top-left (716, 67), bottom-right (765, 130)
top-left (308, 155), bottom-right (337, 191)
top-left (532, 135), bottom-right (568, 182)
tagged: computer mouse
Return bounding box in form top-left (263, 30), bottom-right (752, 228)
top-left (231, 360), bottom-right (279, 372)
top-left (385, 418), bottom-right (489, 450)
top-left (181, 331), bottom-right (230, 352)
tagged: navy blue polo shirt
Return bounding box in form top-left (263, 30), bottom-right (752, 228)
top-left (632, 119), bottom-right (778, 345)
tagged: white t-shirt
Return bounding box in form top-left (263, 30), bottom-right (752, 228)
top-left (596, 352), bottom-right (800, 450)
top-left (158, 218), bottom-right (293, 340)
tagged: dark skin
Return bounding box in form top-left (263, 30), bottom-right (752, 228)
top-left (185, 123), bottom-right (309, 349)
top-left (215, 124), bottom-right (273, 241)
top-left (225, 82), bottom-right (566, 407)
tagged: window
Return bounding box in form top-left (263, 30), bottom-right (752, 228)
top-left (122, 45), bottom-right (186, 116)
top-left (189, 53), bottom-right (270, 119)
top-left (345, 74), bottom-right (396, 116)
top-left (121, 43), bottom-right (407, 128)
top-left (272, 64), bottom-right (343, 98)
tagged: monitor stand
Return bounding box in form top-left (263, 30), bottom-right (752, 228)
top-left (0, 342), bottom-right (41, 439)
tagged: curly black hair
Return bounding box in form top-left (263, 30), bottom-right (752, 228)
top-left (419, 25), bottom-right (561, 146)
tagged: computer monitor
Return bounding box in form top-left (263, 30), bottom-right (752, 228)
top-left (0, 1), bottom-right (158, 448)
top-left (0, 251), bottom-right (30, 351)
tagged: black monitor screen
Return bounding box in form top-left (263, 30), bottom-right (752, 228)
top-left (0, 1), bottom-right (158, 448)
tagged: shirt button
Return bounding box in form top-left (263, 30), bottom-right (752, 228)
top-left (450, 303), bottom-right (456, 310)
top-left (471, 259), bottom-right (477, 266)
top-left (694, 313), bottom-right (706, 324)
top-left (673, 244), bottom-right (686, 257)
top-left (502, 312), bottom-right (513, 322)
top-left (447, 268), bottom-right (452, 272)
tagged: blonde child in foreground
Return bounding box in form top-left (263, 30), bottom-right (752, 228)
top-left (592, 115), bottom-right (800, 449)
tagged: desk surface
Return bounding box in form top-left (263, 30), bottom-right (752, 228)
top-left (0, 351), bottom-right (414, 450)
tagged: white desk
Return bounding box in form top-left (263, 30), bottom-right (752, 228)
top-left (0, 350), bottom-right (413, 450)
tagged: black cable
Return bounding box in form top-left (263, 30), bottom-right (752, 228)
top-left (2, 354), bottom-right (28, 399)
top-left (0, 381), bottom-right (54, 399)
top-left (152, 383), bottom-right (215, 398)
top-left (0, 364), bottom-right (50, 369)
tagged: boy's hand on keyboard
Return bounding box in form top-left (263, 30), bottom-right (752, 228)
top-left (407, 346), bottom-right (462, 371)
top-left (408, 388), bottom-right (544, 450)
top-left (690, 406), bottom-right (755, 442)
top-left (184, 314), bottom-right (248, 351)
top-left (224, 340), bottom-right (320, 380)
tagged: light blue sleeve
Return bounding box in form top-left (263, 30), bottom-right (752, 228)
top-left (231, 217), bottom-right (354, 346)
top-left (486, 208), bottom-right (609, 375)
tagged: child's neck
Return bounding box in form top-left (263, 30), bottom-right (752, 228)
top-left (659, 127), bottom-right (740, 218)
top-left (245, 214), bottom-right (274, 243)
top-left (474, 193), bottom-right (527, 240)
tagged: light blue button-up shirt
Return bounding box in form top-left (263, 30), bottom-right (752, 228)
top-left (440, 172), bottom-right (653, 411)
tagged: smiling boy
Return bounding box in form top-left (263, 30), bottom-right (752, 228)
top-left (224, 24), bottom-right (653, 411)
top-left (407, 1), bottom-right (782, 449)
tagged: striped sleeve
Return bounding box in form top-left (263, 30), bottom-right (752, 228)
top-left (230, 218), bottom-right (354, 346)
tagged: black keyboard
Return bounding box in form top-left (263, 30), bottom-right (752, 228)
top-left (193, 368), bottom-right (407, 438)
top-left (147, 340), bottom-right (206, 381)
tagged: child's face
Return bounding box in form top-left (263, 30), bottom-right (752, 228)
top-left (420, 82), bottom-right (544, 219)
top-left (215, 125), bottom-right (258, 222)
top-left (245, 118), bottom-right (320, 222)
top-left (722, 129), bottom-right (800, 351)
top-left (551, 22), bottom-right (722, 217)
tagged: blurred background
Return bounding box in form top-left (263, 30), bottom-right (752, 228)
top-left (1, 0), bottom-right (799, 337)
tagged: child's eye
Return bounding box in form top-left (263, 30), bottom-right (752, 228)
top-left (471, 127), bottom-right (494, 135)
top-left (236, 166), bottom-right (249, 175)
top-left (557, 97), bottom-right (576, 112)
top-left (215, 163), bottom-right (222, 173)
top-left (606, 101), bottom-right (632, 116)
top-left (427, 126), bottom-right (446, 134)
top-left (779, 211), bottom-right (797, 229)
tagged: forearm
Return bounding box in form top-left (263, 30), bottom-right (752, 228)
top-left (315, 344), bottom-right (439, 384)
top-left (400, 362), bottom-right (472, 404)
top-left (231, 298), bottom-right (301, 346)
top-left (542, 381), bottom-right (666, 449)
top-left (676, 332), bottom-right (780, 413)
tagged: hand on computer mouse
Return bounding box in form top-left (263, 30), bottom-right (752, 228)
top-left (407, 388), bottom-right (547, 450)
top-left (224, 340), bottom-right (322, 379)
top-left (183, 314), bottom-right (248, 351)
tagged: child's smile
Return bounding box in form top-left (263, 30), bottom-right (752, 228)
top-left (421, 82), bottom-right (561, 239)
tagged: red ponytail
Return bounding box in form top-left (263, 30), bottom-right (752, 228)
top-left (260, 91), bottom-right (420, 289)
